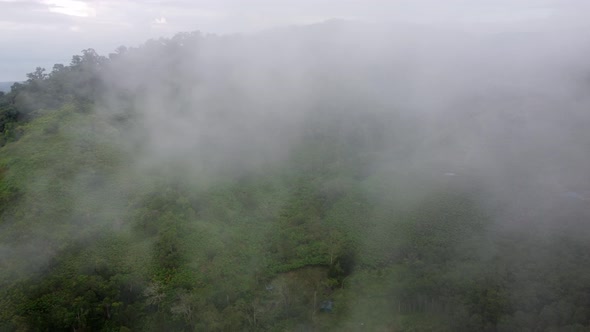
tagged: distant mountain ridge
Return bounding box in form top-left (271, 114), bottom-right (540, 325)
top-left (0, 82), bottom-right (15, 92)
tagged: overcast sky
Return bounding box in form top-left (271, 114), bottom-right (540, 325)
top-left (0, 0), bottom-right (588, 81)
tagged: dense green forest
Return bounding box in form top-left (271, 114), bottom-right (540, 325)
top-left (2, 23), bottom-right (590, 331)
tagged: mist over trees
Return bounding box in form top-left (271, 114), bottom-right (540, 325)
top-left (1, 20), bottom-right (590, 331)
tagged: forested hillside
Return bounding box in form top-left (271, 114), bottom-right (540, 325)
top-left (2, 22), bottom-right (590, 331)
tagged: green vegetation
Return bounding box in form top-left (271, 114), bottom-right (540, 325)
top-left (1, 30), bottom-right (590, 331)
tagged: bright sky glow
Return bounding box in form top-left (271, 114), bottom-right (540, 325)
top-left (44, 0), bottom-right (96, 17)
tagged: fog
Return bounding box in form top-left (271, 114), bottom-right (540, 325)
top-left (3, 2), bottom-right (590, 330)
top-left (99, 17), bottom-right (590, 212)
top-left (94, 18), bottom-right (590, 327)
